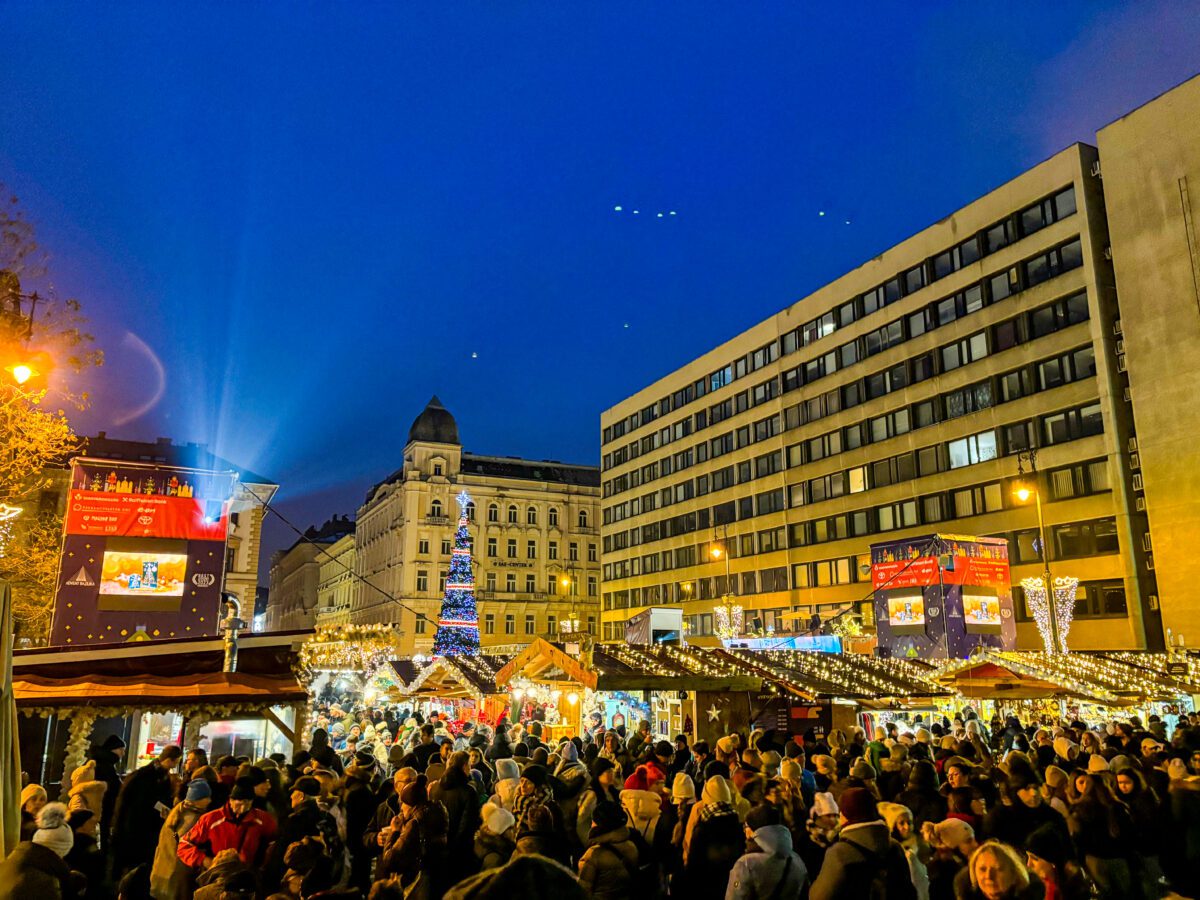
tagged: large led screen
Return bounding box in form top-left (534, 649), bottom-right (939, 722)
top-left (99, 548), bottom-right (188, 596)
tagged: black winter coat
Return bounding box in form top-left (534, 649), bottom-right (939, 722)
top-left (111, 761), bottom-right (173, 874)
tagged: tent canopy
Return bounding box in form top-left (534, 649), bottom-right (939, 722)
top-left (13, 671), bottom-right (307, 709)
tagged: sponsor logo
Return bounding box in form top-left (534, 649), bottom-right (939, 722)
top-left (192, 573), bottom-right (216, 588)
top-left (66, 566), bottom-right (96, 587)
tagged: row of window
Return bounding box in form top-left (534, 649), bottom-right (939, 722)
top-left (624, 579), bottom-right (1123, 642)
top-left (482, 537), bottom-right (598, 561)
top-left (603, 515), bottom-right (1120, 616)
top-left (427, 500), bottom-right (591, 529)
top-left (478, 612), bottom-right (597, 636)
top-left (605, 307), bottom-right (1092, 525)
top-left (602, 185), bottom-right (1078, 449)
top-left (416, 570), bottom-right (598, 596)
top-left (603, 272), bottom-right (1088, 507)
top-left (602, 398), bottom-right (1105, 573)
top-left (603, 397), bottom-right (1105, 584)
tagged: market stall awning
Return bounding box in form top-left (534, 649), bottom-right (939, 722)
top-left (494, 639), bottom-right (762, 692)
top-left (13, 671), bottom-right (308, 709)
top-left (717, 648), bottom-right (949, 705)
top-left (933, 650), bottom-right (1200, 704)
top-left (403, 655), bottom-right (512, 699)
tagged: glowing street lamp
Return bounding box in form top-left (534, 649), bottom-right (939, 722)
top-left (1013, 449), bottom-right (1071, 653)
top-left (6, 363), bottom-right (34, 385)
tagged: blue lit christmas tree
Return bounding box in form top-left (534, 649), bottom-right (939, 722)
top-left (432, 490), bottom-right (480, 656)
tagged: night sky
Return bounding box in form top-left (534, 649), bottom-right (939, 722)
top-left (2, 2), bottom-right (1198, 578)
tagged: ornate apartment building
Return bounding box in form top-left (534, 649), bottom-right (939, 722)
top-left (598, 73), bottom-right (1200, 652)
top-left (266, 515), bottom-right (355, 632)
top-left (348, 397), bottom-right (602, 656)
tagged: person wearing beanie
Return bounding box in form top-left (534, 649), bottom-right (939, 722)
top-left (19, 784), bottom-right (47, 842)
top-left (576, 757), bottom-right (621, 849)
top-left (682, 774), bottom-right (743, 895)
top-left (760, 750), bottom-right (782, 780)
top-left (867, 726), bottom-right (890, 775)
top-left (180, 771), bottom-right (278, 882)
top-left (0, 801), bottom-right (76, 899)
top-left (111, 743), bottom-right (182, 878)
top-left (896, 759), bottom-right (947, 828)
top-left (811, 754), bottom-right (838, 792)
top-left (379, 770), bottom-right (450, 893)
top-left (492, 757), bottom-right (522, 812)
top-left (877, 802), bottom-right (930, 900)
top-left (982, 771), bottom-right (1064, 852)
top-left (430, 751), bottom-right (483, 880)
top-left (577, 799), bottom-right (639, 899)
top-left (727, 803), bottom-right (808, 900)
top-left (343, 750), bottom-right (384, 891)
top-left (64, 759), bottom-right (107, 840)
top-left (1025, 823), bottom-right (1089, 900)
top-left (33, 802), bottom-right (74, 858)
top-left (513, 765), bottom-right (558, 838)
top-left (620, 763), bottom-right (665, 847)
top-left (475, 805), bottom-right (517, 871)
top-left (1087, 753), bottom-right (1111, 774)
top-left (150, 779), bottom-right (213, 899)
top-left (809, 787), bottom-right (915, 900)
top-left (87, 732), bottom-right (126, 842)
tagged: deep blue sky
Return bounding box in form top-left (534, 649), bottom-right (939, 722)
top-left (2, 2), bottom-right (1198, 576)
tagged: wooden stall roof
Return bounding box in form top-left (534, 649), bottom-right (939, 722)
top-left (402, 654), bottom-right (512, 699)
top-left (13, 671), bottom-right (307, 708)
top-left (494, 639), bottom-right (762, 693)
top-left (718, 648), bottom-right (949, 703)
top-left (933, 650), bottom-right (1200, 704)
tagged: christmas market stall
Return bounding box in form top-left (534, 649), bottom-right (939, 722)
top-left (396, 653), bottom-right (513, 726)
top-left (494, 638), bottom-right (763, 742)
top-left (14, 630), bottom-right (311, 793)
top-left (932, 649), bottom-right (1200, 722)
top-left (298, 623), bottom-right (408, 707)
top-left (700, 648), bottom-right (951, 745)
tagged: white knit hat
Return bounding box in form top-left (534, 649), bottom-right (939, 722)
top-left (32, 802), bottom-right (73, 858)
top-left (809, 791), bottom-right (838, 820)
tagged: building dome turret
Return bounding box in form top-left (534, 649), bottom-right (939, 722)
top-left (407, 395), bottom-right (459, 445)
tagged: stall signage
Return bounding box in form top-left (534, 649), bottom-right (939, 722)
top-left (1167, 662), bottom-right (1189, 676)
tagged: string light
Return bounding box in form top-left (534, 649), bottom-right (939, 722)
top-left (714, 602), bottom-right (744, 641)
top-left (432, 490), bottom-right (480, 657)
top-left (1021, 575), bottom-right (1078, 653)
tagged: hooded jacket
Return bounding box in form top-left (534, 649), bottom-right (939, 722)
top-left (808, 820), bottom-right (917, 900)
top-left (66, 762), bottom-right (106, 839)
top-left (621, 788), bottom-right (663, 843)
top-left (726, 824), bottom-right (808, 900)
top-left (577, 825), bottom-right (640, 900)
top-left (492, 759), bottom-right (521, 812)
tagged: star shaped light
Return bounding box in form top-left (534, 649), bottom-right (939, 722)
top-left (707, 703), bottom-right (721, 723)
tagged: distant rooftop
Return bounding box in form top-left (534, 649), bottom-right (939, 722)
top-left (460, 453), bottom-right (600, 487)
top-left (80, 432), bottom-right (275, 486)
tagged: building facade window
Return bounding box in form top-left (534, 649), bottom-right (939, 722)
top-left (487, 504), bottom-right (498, 522)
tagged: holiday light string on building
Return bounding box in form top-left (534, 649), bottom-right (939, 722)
top-left (432, 490), bottom-right (481, 657)
top-left (713, 602), bottom-right (744, 642)
top-left (1021, 575), bottom-right (1078, 654)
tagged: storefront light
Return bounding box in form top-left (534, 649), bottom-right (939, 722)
top-left (567, 692), bottom-right (579, 705)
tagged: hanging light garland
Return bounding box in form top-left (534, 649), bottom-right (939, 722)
top-left (1021, 575), bottom-right (1078, 654)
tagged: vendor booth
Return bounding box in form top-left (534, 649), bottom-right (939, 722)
top-left (398, 653), bottom-right (512, 726)
top-left (14, 630), bottom-right (310, 791)
top-left (494, 638), bottom-right (761, 742)
top-left (697, 648), bottom-right (950, 745)
top-left (932, 649), bottom-right (1200, 723)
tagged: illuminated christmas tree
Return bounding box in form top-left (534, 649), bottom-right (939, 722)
top-left (432, 490), bottom-right (480, 656)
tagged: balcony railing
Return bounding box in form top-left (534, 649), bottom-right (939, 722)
top-left (423, 515), bottom-right (450, 526)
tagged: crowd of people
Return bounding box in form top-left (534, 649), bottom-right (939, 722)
top-left (6, 702), bottom-right (1200, 900)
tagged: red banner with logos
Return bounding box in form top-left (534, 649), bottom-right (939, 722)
top-left (64, 490), bottom-right (229, 541)
top-left (872, 555), bottom-right (1010, 590)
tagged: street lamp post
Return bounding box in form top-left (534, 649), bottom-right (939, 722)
top-left (1014, 449), bottom-right (1061, 653)
top-left (710, 531), bottom-right (743, 641)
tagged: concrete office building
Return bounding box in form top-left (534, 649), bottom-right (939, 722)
top-left (598, 77), bottom-right (1200, 651)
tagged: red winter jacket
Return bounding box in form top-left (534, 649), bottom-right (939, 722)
top-left (177, 803), bottom-right (277, 868)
